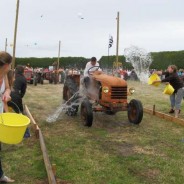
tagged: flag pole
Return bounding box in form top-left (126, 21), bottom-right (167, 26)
top-left (116, 11), bottom-right (120, 70)
top-left (108, 35), bottom-right (110, 69)
top-left (5, 38), bottom-right (7, 52)
top-left (12, 0), bottom-right (20, 70)
top-left (56, 40), bottom-right (61, 84)
top-left (57, 40), bottom-right (61, 70)
top-left (108, 35), bottom-right (113, 69)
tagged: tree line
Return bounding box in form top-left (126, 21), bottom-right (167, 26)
top-left (15, 50), bottom-right (184, 70)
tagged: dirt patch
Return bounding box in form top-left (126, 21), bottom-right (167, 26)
top-left (57, 179), bottom-right (73, 184)
top-left (142, 169), bottom-right (161, 179)
top-left (128, 168), bottom-right (160, 181)
top-left (35, 178), bottom-right (72, 184)
top-left (93, 112), bottom-right (130, 129)
top-left (35, 179), bottom-right (49, 184)
top-left (101, 140), bottom-right (135, 156)
top-left (119, 143), bottom-right (135, 156)
top-left (133, 146), bottom-right (165, 157)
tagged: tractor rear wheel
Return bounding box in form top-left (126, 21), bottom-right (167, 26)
top-left (128, 99), bottom-right (143, 124)
top-left (63, 77), bottom-right (79, 116)
top-left (81, 99), bottom-right (93, 127)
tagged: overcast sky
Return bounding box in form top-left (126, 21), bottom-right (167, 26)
top-left (0, 0), bottom-right (184, 60)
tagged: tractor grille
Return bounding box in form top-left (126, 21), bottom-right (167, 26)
top-left (111, 86), bottom-right (127, 99)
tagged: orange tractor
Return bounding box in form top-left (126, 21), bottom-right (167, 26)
top-left (63, 66), bottom-right (143, 127)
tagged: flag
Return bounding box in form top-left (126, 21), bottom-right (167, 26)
top-left (108, 36), bottom-right (113, 48)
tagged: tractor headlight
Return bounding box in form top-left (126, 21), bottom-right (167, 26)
top-left (103, 86), bottom-right (109, 93)
top-left (129, 87), bottom-right (135, 95)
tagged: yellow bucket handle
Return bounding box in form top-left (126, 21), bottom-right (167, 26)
top-left (8, 101), bottom-right (22, 114)
top-left (0, 101), bottom-right (22, 125)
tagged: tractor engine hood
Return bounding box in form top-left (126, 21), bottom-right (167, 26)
top-left (92, 72), bottom-right (127, 86)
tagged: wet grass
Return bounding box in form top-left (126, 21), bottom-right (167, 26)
top-left (1, 80), bottom-right (184, 183)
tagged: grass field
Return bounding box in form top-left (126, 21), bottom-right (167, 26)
top-left (1, 80), bottom-right (184, 184)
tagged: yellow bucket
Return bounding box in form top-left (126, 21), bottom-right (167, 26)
top-left (148, 73), bottom-right (161, 86)
top-left (163, 84), bottom-right (174, 95)
top-left (0, 113), bottom-right (30, 144)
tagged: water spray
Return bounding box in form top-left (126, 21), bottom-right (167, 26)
top-left (46, 82), bottom-right (92, 123)
top-left (124, 46), bottom-right (152, 83)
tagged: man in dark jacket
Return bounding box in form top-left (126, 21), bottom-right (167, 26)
top-left (9, 65), bottom-right (27, 113)
top-left (8, 65), bottom-right (30, 137)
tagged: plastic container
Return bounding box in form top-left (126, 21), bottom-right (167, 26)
top-left (0, 113), bottom-right (30, 144)
top-left (163, 84), bottom-right (174, 95)
top-left (148, 73), bottom-right (161, 86)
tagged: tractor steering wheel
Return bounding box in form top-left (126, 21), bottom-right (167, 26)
top-left (88, 66), bottom-right (100, 76)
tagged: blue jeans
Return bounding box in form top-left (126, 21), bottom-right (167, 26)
top-left (24, 128), bottom-right (31, 138)
top-left (0, 160), bottom-right (3, 178)
top-left (170, 87), bottom-right (184, 110)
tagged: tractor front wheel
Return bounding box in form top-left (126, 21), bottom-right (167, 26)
top-left (128, 99), bottom-right (143, 124)
top-left (81, 99), bottom-right (93, 127)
